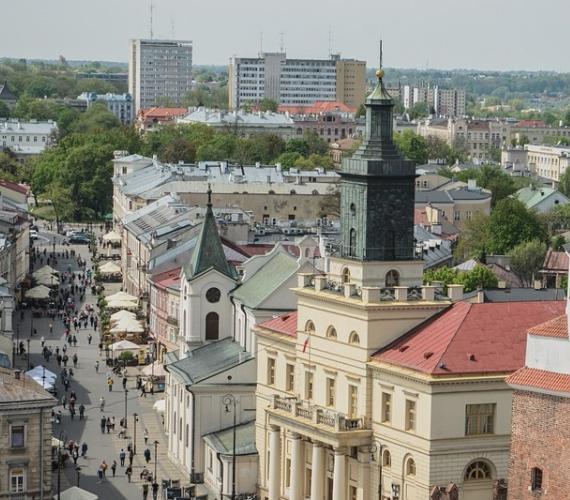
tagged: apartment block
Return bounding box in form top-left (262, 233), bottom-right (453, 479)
top-left (404, 85), bottom-right (466, 117)
top-left (228, 52), bottom-right (365, 109)
top-left (77, 92), bottom-right (134, 124)
top-left (129, 39), bottom-right (193, 112)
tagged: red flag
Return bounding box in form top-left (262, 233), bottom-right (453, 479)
top-left (302, 336), bottom-right (310, 353)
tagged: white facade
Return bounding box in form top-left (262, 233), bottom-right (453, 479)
top-left (129, 39), bottom-right (193, 112)
top-left (77, 92), bottom-right (134, 124)
top-left (0, 119), bottom-right (57, 157)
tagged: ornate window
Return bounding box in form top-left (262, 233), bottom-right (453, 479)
top-left (465, 461), bottom-right (492, 480)
top-left (342, 267), bottom-right (351, 283)
top-left (348, 331), bottom-right (360, 344)
top-left (305, 321), bottom-right (315, 333)
top-left (405, 457), bottom-right (416, 476)
top-left (205, 287), bottom-right (221, 303)
top-left (382, 449), bottom-right (391, 468)
top-left (385, 269), bottom-right (400, 287)
top-left (326, 326), bottom-right (337, 339)
top-left (10, 468), bottom-right (25, 493)
top-left (205, 312), bottom-right (219, 340)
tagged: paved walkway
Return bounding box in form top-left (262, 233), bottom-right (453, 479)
top-left (14, 230), bottom-right (184, 500)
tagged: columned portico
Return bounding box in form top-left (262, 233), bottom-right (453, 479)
top-left (289, 432), bottom-right (304, 500)
top-left (332, 449), bottom-right (347, 500)
top-left (310, 441), bottom-right (325, 500)
top-left (268, 425), bottom-right (281, 499)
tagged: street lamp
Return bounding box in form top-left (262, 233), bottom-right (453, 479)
top-left (26, 338), bottom-right (30, 370)
top-left (124, 388), bottom-right (129, 430)
top-left (57, 430), bottom-right (67, 500)
top-left (75, 466), bottom-right (82, 487)
top-left (153, 440), bottom-right (159, 483)
top-left (223, 394), bottom-right (237, 500)
top-left (133, 412), bottom-right (138, 455)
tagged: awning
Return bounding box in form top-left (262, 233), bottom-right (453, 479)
top-left (110, 310), bottom-right (137, 323)
top-left (110, 340), bottom-right (143, 352)
top-left (102, 231), bottom-right (121, 243)
top-left (54, 486), bottom-right (98, 500)
top-left (25, 285), bottom-right (51, 300)
top-left (34, 274), bottom-right (59, 287)
top-left (99, 262), bottom-right (122, 274)
top-left (142, 361), bottom-right (166, 377)
top-left (26, 365), bottom-right (57, 390)
top-left (107, 291), bottom-right (138, 302)
top-left (33, 265), bottom-right (59, 276)
top-left (153, 399), bottom-right (166, 413)
top-left (110, 317), bottom-right (144, 334)
top-left (106, 299), bottom-right (138, 310)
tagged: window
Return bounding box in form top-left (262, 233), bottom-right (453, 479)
top-left (342, 268), bottom-right (351, 283)
top-left (406, 458), bottom-right (416, 476)
top-left (349, 228), bottom-right (356, 257)
top-left (326, 326), bottom-right (337, 339)
top-left (531, 467), bottom-right (543, 491)
top-left (349, 485), bottom-right (358, 500)
top-left (205, 312), bottom-right (219, 340)
top-left (286, 364), bottom-right (295, 392)
top-left (208, 450), bottom-right (213, 471)
top-left (381, 393), bottom-right (392, 423)
top-left (465, 461), bottom-right (492, 480)
top-left (285, 458), bottom-right (291, 487)
top-left (267, 358), bottom-right (276, 385)
top-left (205, 287), bottom-right (221, 303)
top-left (405, 400), bottom-right (416, 432)
top-left (326, 377), bottom-right (336, 407)
top-left (382, 449), bottom-right (391, 467)
top-left (10, 468), bottom-right (24, 493)
top-left (454, 211), bottom-right (460, 221)
top-left (385, 269), bottom-right (400, 287)
top-left (348, 385), bottom-right (358, 417)
top-left (305, 468), bottom-right (312, 495)
top-left (10, 425), bottom-right (25, 448)
top-left (305, 371), bottom-right (314, 400)
top-left (465, 404), bottom-right (495, 435)
top-left (305, 321), bottom-right (315, 333)
top-left (466, 210), bottom-right (472, 220)
top-left (348, 331), bottom-right (360, 344)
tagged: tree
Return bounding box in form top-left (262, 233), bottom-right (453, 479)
top-left (486, 198), bottom-right (547, 254)
top-left (393, 130), bottom-right (428, 164)
top-left (509, 240), bottom-right (547, 287)
top-left (0, 101), bottom-right (9, 118)
top-left (456, 265), bottom-right (498, 292)
top-left (423, 266), bottom-right (458, 286)
top-left (318, 186), bottom-right (340, 217)
top-left (274, 151), bottom-right (302, 168)
top-left (161, 138), bottom-right (197, 163)
top-left (356, 104), bottom-right (366, 117)
top-left (259, 98), bottom-right (278, 112)
top-left (552, 234), bottom-right (566, 251)
top-left (454, 212), bottom-right (489, 261)
top-left (559, 168), bottom-right (570, 198)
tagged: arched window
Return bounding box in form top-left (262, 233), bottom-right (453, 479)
top-left (305, 321), bottom-right (315, 333)
top-left (305, 248), bottom-right (311, 258)
top-left (531, 467), bottom-right (543, 491)
top-left (382, 449), bottom-right (391, 467)
top-left (350, 203), bottom-right (356, 216)
top-left (349, 331), bottom-right (360, 345)
top-left (349, 228), bottom-right (356, 257)
top-left (205, 312), bottom-right (219, 340)
top-left (342, 268), bottom-right (351, 283)
top-left (290, 190), bottom-right (297, 195)
top-left (406, 457), bottom-right (416, 476)
top-left (465, 461), bottom-right (492, 480)
top-left (326, 326), bottom-right (337, 339)
top-left (385, 269), bottom-right (400, 287)
top-left (312, 190), bottom-right (319, 195)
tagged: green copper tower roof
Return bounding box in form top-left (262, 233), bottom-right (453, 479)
top-left (366, 69), bottom-right (394, 103)
top-left (185, 187), bottom-right (234, 280)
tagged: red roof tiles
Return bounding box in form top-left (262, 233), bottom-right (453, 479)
top-left (0, 179), bottom-right (29, 195)
top-left (514, 120), bottom-right (546, 128)
top-left (151, 268), bottom-right (181, 289)
top-left (373, 301), bottom-right (565, 376)
top-left (528, 314), bottom-right (568, 338)
top-left (258, 312), bottom-right (298, 338)
top-left (507, 367), bottom-right (570, 395)
top-left (541, 249), bottom-right (569, 273)
top-left (278, 101), bottom-right (356, 115)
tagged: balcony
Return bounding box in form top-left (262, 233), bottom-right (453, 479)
top-left (271, 395), bottom-right (369, 433)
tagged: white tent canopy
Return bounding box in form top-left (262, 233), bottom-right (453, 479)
top-left (110, 317), bottom-right (144, 334)
top-left (107, 291), bottom-right (138, 302)
top-left (153, 399), bottom-right (166, 414)
top-left (111, 340), bottom-right (143, 352)
top-left (34, 274), bottom-right (59, 287)
top-left (142, 361), bottom-right (166, 377)
top-left (110, 310), bottom-right (136, 323)
top-left (26, 365), bottom-right (57, 390)
top-left (106, 299), bottom-right (138, 310)
top-left (53, 486), bottom-right (98, 500)
top-left (33, 265), bottom-right (59, 276)
top-left (99, 262), bottom-right (122, 274)
top-left (25, 285), bottom-right (51, 300)
top-left (102, 230), bottom-right (121, 243)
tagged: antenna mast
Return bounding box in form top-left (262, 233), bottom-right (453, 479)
top-left (150, 1), bottom-right (154, 39)
top-left (279, 32), bottom-right (285, 53)
top-left (379, 39), bottom-right (383, 70)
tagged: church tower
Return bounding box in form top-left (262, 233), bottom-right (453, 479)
top-left (330, 66), bottom-right (423, 287)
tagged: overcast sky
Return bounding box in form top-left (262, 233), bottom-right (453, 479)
top-left (2, 0), bottom-right (569, 71)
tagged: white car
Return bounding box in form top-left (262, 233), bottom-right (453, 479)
top-left (30, 230), bottom-right (38, 240)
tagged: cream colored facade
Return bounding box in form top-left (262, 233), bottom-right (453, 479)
top-left (335, 60), bottom-right (367, 109)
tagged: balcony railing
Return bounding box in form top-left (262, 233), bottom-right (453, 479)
top-left (272, 395), bottom-right (368, 432)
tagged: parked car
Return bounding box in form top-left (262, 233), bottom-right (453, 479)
top-left (30, 230), bottom-right (38, 240)
top-left (69, 234), bottom-right (91, 244)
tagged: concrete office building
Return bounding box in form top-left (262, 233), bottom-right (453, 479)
top-left (228, 53), bottom-right (366, 110)
top-left (77, 92), bottom-right (134, 124)
top-left (129, 39), bottom-right (193, 112)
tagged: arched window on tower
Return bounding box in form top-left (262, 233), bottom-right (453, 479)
top-left (385, 269), bottom-right (400, 287)
top-left (349, 228), bottom-right (356, 257)
top-left (205, 312), bottom-right (219, 340)
top-left (464, 461), bottom-right (492, 480)
top-left (342, 268), bottom-right (351, 283)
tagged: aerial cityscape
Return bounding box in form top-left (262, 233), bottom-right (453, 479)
top-left (1, 1), bottom-right (570, 499)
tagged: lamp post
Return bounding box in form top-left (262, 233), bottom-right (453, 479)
top-left (124, 388), bottom-right (128, 430)
top-left (26, 338), bottom-right (30, 370)
top-left (57, 431), bottom-right (67, 500)
top-left (75, 466), bottom-right (82, 487)
top-left (153, 440), bottom-right (159, 483)
top-left (133, 412), bottom-right (138, 455)
top-left (223, 394), bottom-right (237, 500)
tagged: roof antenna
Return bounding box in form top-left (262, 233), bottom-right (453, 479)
top-left (328, 26), bottom-right (332, 57)
top-left (259, 32), bottom-right (264, 55)
top-left (150, 1), bottom-right (154, 39)
top-left (279, 32), bottom-right (285, 54)
top-left (379, 39), bottom-right (383, 71)
top-left (170, 17), bottom-right (175, 38)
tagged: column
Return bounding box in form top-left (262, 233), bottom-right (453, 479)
top-left (310, 442), bottom-right (325, 500)
top-left (332, 449), bottom-right (347, 500)
top-left (290, 433), bottom-right (304, 500)
top-left (268, 425), bottom-right (281, 500)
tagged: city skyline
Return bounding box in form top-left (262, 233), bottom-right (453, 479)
top-left (2, 0), bottom-right (570, 72)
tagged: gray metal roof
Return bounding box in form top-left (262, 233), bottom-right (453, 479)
top-left (165, 338), bottom-right (251, 386)
top-left (203, 420), bottom-right (257, 456)
top-left (477, 288), bottom-right (566, 303)
top-left (180, 108), bottom-right (294, 127)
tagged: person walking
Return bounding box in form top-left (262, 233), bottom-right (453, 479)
top-left (122, 375), bottom-right (127, 390)
top-left (142, 482), bottom-right (149, 500)
top-left (152, 480), bottom-right (159, 500)
top-left (95, 360), bottom-right (99, 373)
top-left (100, 416), bottom-right (106, 434)
top-left (72, 448), bottom-right (79, 464)
top-left (81, 442), bottom-right (88, 457)
top-left (97, 465), bottom-right (104, 483)
top-left (99, 396), bottom-right (105, 412)
top-left (72, 353), bottom-right (78, 367)
top-left (125, 464), bottom-right (133, 483)
top-left (107, 377), bottom-right (113, 392)
top-left (88, 333), bottom-right (92, 345)
top-left (61, 394), bottom-right (67, 409)
top-left (106, 417), bottom-right (112, 434)
top-left (119, 449), bottom-right (126, 467)
top-left (144, 428), bottom-right (149, 445)
top-left (101, 460), bottom-right (108, 478)
top-left (69, 406), bottom-right (76, 420)
top-left (129, 449), bottom-right (134, 466)
top-left (40, 335), bottom-right (45, 347)
top-left (79, 404), bottom-right (85, 420)
top-left (111, 460), bottom-right (117, 477)
top-left (143, 447), bottom-right (151, 464)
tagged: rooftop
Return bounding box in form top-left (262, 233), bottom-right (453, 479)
top-left (257, 312), bottom-right (298, 338)
top-left (542, 248), bottom-right (569, 272)
top-left (507, 367), bottom-right (570, 395)
top-left (373, 300), bottom-right (565, 376)
top-left (179, 108), bottom-right (294, 127)
top-left (528, 314), bottom-right (567, 338)
top-left (514, 186), bottom-right (569, 209)
top-left (0, 119), bottom-right (57, 133)
top-left (203, 420), bottom-right (257, 456)
top-left (0, 368), bottom-right (56, 404)
top-left (278, 101), bottom-right (356, 115)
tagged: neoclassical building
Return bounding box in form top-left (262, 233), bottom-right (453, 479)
top-left (254, 71), bottom-right (565, 500)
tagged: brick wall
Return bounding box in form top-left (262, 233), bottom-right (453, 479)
top-left (508, 389), bottom-right (570, 499)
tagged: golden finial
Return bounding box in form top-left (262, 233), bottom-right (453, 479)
top-left (376, 69), bottom-right (385, 80)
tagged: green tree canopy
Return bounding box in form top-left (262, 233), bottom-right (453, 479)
top-left (424, 264), bottom-right (498, 293)
top-left (259, 98), bottom-right (278, 112)
top-left (509, 240), bottom-right (548, 287)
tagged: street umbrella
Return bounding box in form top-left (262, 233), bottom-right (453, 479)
top-left (99, 261), bottom-right (122, 274)
top-left (110, 339), bottom-right (142, 352)
top-left (106, 291), bottom-right (138, 302)
top-left (33, 265), bottom-right (60, 276)
top-left (25, 285), bottom-right (51, 300)
top-left (53, 486), bottom-right (98, 500)
top-left (102, 231), bottom-right (121, 243)
top-left (110, 317), bottom-right (144, 334)
top-left (110, 310), bottom-right (137, 323)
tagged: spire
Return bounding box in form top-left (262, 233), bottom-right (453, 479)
top-left (185, 189), bottom-right (234, 280)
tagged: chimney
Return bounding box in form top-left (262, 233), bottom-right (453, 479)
top-left (447, 284), bottom-right (464, 301)
top-left (467, 179), bottom-right (477, 191)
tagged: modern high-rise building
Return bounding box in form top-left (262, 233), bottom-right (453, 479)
top-left (228, 53), bottom-right (366, 110)
top-left (403, 84), bottom-right (466, 117)
top-left (128, 39), bottom-right (193, 112)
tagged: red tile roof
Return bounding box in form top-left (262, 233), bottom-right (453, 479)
top-left (373, 301), bottom-right (565, 376)
top-left (278, 101), bottom-right (356, 115)
top-left (541, 248), bottom-right (568, 273)
top-left (151, 268), bottom-right (181, 289)
top-left (257, 312), bottom-right (298, 338)
top-left (139, 107), bottom-right (188, 119)
top-left (507, 367), bottom-right (570, 395)
top-left (0, 179), bottom-right (29, 195)
top-left (514, 120), bottom-right (546, 128)
top-left (528, 314), bottom-right (567, 338)
top-left (237, 244), bottom-right (274, 256)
